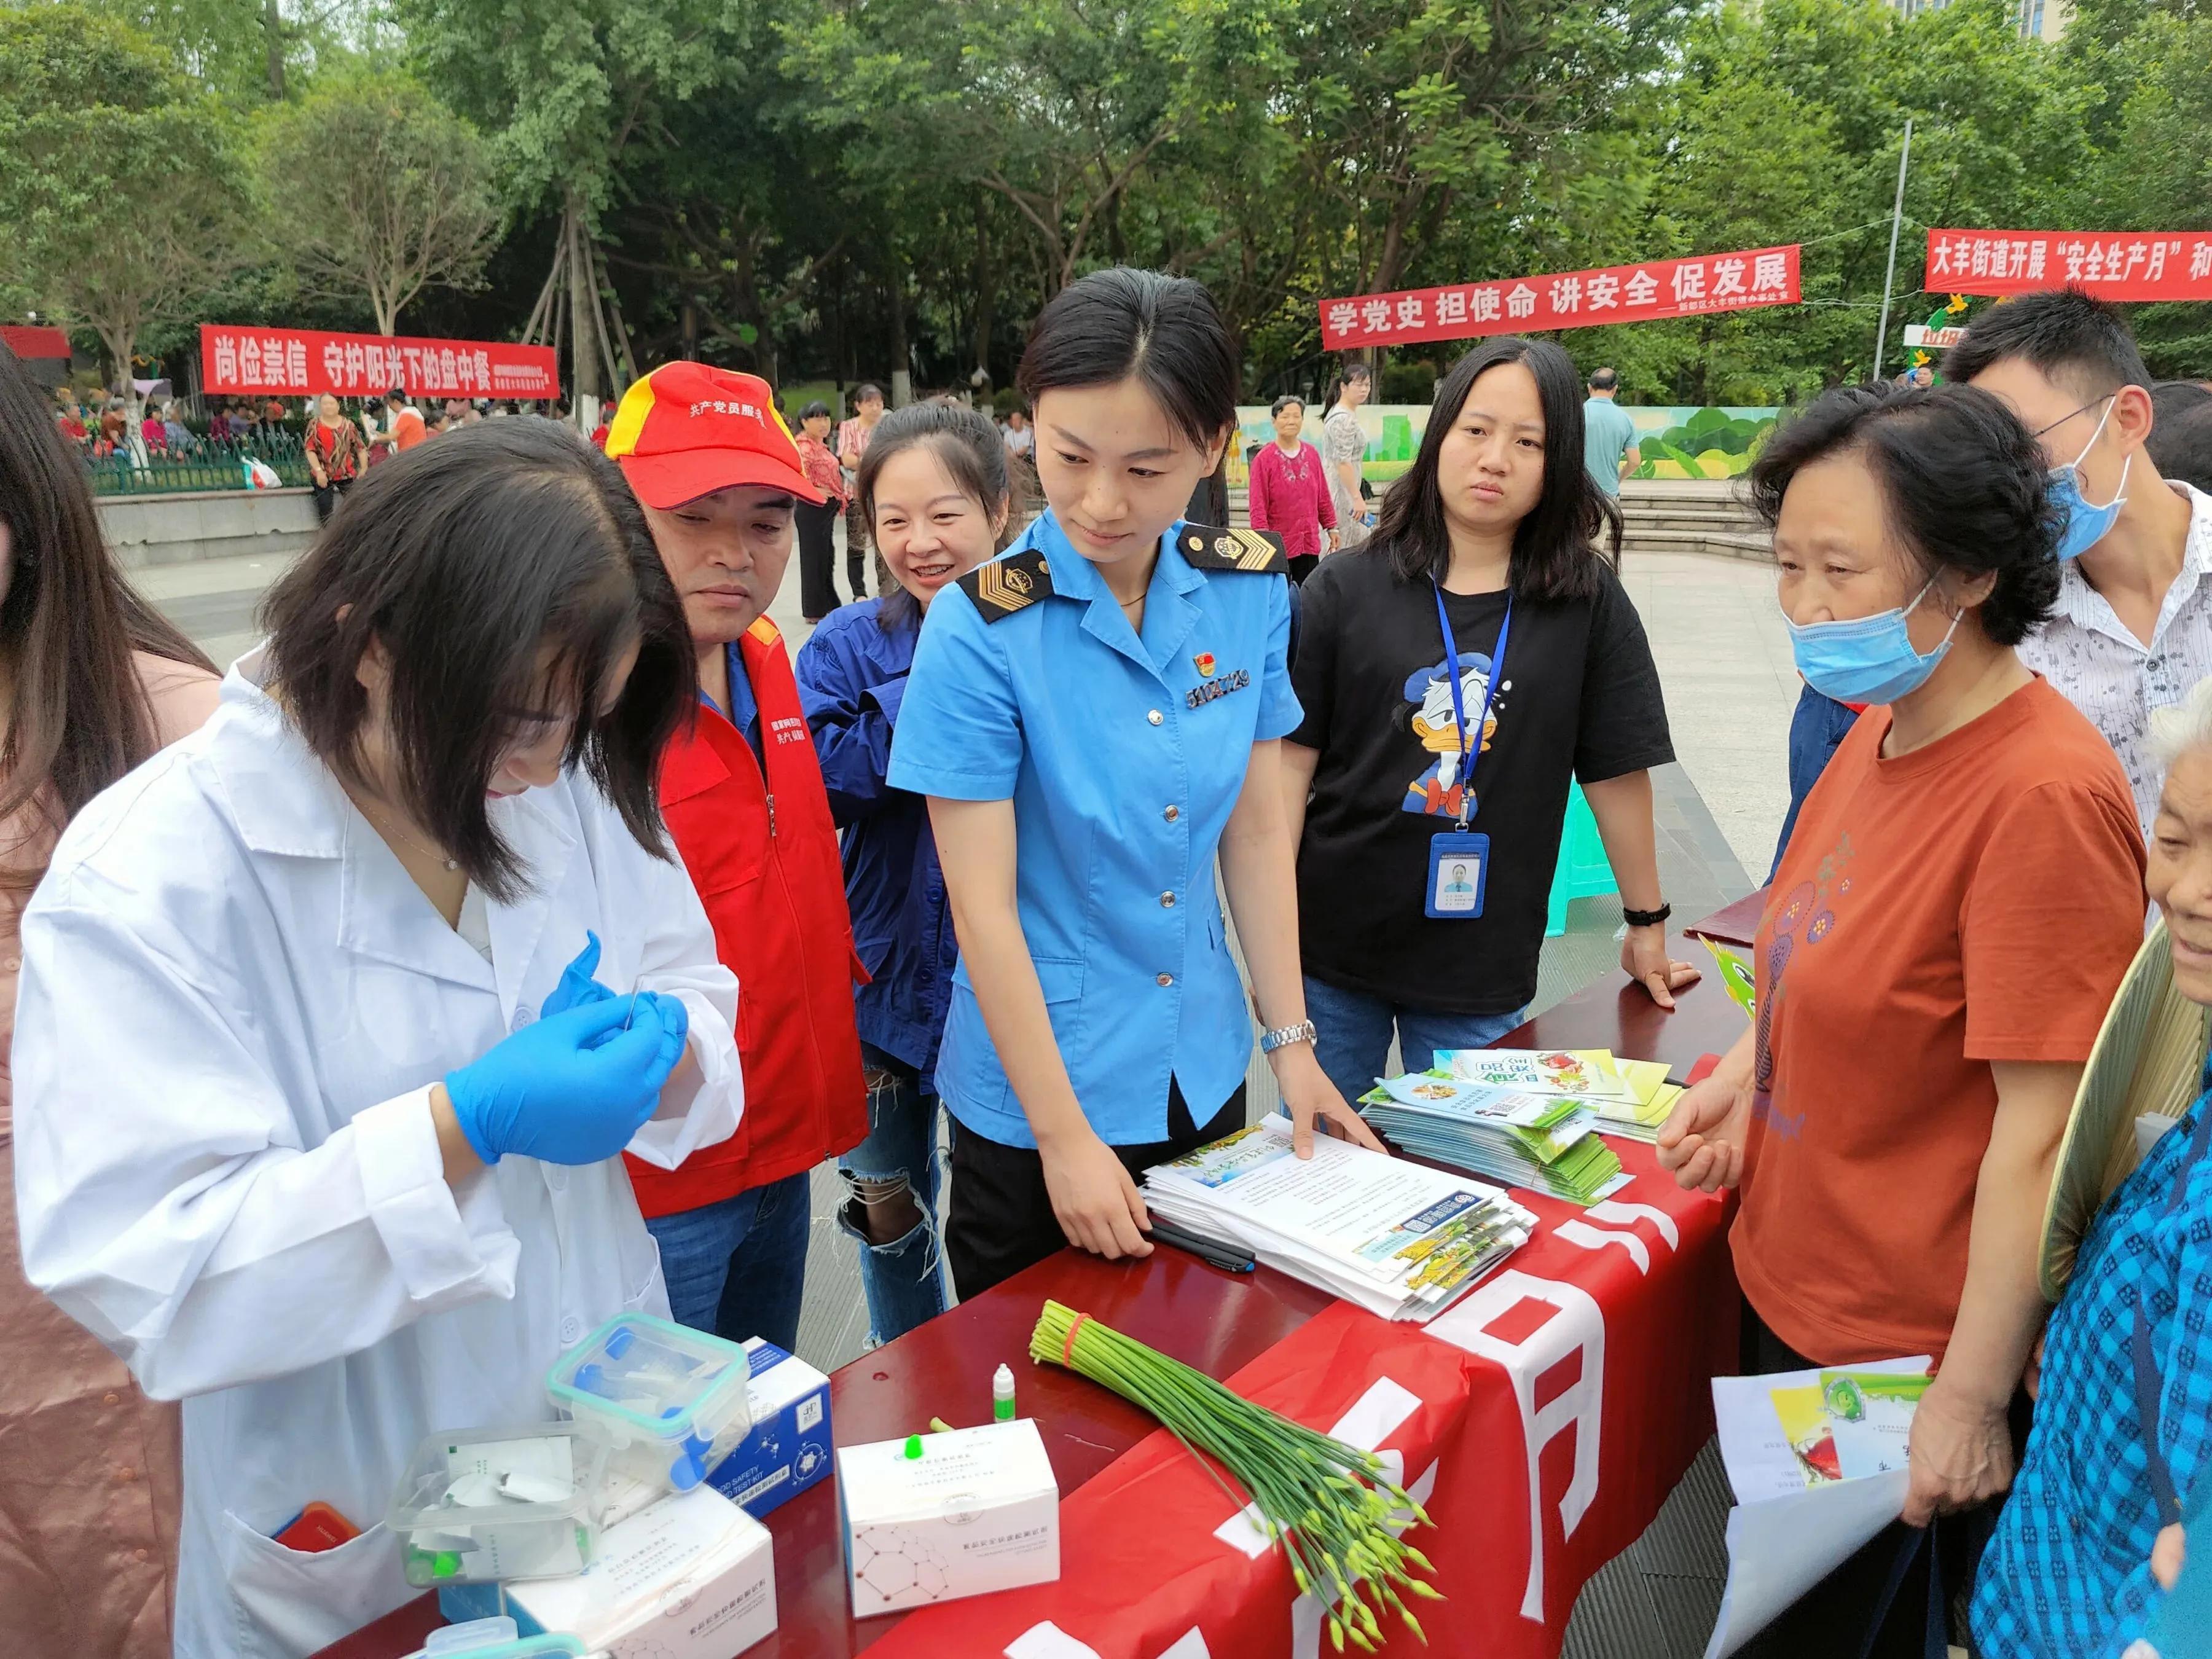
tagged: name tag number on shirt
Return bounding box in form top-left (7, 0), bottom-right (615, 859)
top-left (1427, 831), bottom-right (1490, 919)
top-left (1187, 667), bottom-right (1252, 710)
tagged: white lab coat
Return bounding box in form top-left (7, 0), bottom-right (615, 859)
top-left (10, 652), bottom-right (743, 1659)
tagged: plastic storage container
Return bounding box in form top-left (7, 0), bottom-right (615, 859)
top-left (547, 1312), bottom-right (755, 1496)
top-left (386, 1421), bottom-right (612, 1588)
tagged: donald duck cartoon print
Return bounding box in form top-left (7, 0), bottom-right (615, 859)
top-left (1402, 649), bottom-right (1505, 817)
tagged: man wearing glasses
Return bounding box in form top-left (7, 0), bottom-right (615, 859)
top-left (1948, 288), bottom-right (2212, 841)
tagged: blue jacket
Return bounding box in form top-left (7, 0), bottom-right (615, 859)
top-left (793, 600), bottom-right (955, 1083)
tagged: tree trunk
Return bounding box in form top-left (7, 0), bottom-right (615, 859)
top-left (971, 194), bottom-right (995, 385)
top-left (98, 316), bottom-right (139, 426)
top-left (567, 197), bottom-right (602, 404)
top-left (681, 295), bottom-right (699, 359)
top-left (262, 0), bottom-right (285, 101)
top-left (887, 253), bottom-right (910, 407)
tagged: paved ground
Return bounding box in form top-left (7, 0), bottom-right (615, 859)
top-left (137, 538), bottom-right (1794, 1657)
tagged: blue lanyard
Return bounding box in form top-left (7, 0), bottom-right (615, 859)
top-left (1431, 579), bottom-right (1512, 831)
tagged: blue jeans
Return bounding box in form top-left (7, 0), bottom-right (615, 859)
top-left (644, 1172), bottom-right (810, 1352)
top-left (836, 1046), bottom-right (947, 1346)
top-left (1303, 975), bottom-right (1529, 1105)
top-left (1770, 683), bottom-right (1861, 881)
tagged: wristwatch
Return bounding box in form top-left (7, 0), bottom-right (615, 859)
top-left (1622, 902), bottom-right (1672, 928)
top-left (1260, 1019), bottom-right (1318, 1054)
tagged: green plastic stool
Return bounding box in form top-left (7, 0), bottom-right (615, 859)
top-left (1545, 780), bottom-right (1616, 936)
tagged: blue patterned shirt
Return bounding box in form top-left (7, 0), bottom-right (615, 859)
top-left (1972, 1085), bottom-right (2212, 1657)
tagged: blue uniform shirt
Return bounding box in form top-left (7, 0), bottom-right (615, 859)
top-left (887, 508), bottom-right (1301, 1147)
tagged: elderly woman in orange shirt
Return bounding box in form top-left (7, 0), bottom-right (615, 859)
top-left (1660, 381), bottom-right (2146, 1653)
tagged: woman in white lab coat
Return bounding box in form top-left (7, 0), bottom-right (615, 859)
top-left (11, 419), bottom-right (745, 1659)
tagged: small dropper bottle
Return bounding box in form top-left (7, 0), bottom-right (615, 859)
top-left (992, 1362), bottom-right (1016, 1422)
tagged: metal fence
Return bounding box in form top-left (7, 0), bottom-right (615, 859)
top-left (83, 431), bottom-right (314, 497)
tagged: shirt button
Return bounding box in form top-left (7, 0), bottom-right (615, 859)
top-left (133, 1548), bottom-right (149, 1563)
top-left (560, 1316), bottom-right (582, 1344)
top-left (1163, 804), bottom-right (1180, 822)
top-left (512, 1005), bottom-right (536, 1032)
top-left (1156, 972), bottom-right (1174, 987)
top-left (547, 1167), bottom-right (568, 1193)
top-left (103, 1392), bottom-right (120, 1406)
top-left (1147, 710), bottom-right (1164, 726)
top-left (1161, 892), bottom-right (1176, 908)
top-left (117, 1467), bottom-right (136, 1483)
top-left (2, 955), bottom-right (17, 973)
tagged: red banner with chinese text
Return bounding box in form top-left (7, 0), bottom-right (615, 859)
top-left (1926, 229), bottom-right (2212, 301)
top-left (198, 324), bottom-right (560, 401)
top-left (1317, 245), bottom-right (1802, 350)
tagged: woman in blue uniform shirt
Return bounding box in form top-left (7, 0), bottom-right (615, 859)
top-left (888, 267), bottom-right (1382, 1298)
top-left (795, 401), bottom-right (1013, 1342)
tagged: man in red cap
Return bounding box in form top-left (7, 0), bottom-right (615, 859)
top-left (606, 362), bottom-right (868, 1350)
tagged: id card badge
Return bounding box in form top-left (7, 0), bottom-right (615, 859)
top-left (1426, 831), bottom-right (1490, 919)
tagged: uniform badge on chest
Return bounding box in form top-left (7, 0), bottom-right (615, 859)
top-left (1186, 650), bottom-right (1250, 710)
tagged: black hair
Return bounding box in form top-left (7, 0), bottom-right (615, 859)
top-left (1320, 361), bottom-right (1371, 416)
top-left (1747, 382), bottom-right (2059, 649)
top-left (852, 383), bottom-right (885, 406)
top-left (2152, 380), bottom-right (2212, 425)
top-left (856, 402), bottom-right (1016, 635)
top-left (0, 342), bottom-right (213, 880)
top-left (2148, 401), bottom-right (2212, 496)
top-left (1942, 288), bottom-right (2152, 401)
top-left (262, 419), bottom-right (695, 900)
top-left (1016, 267), bottom-right (1239, 453)
top-left (1588, 367), bottom-right (1620, 392)
top-left (1372, 337), bottom-right (1621, 602)
top-left (1270, 393), bottom-right (1305, 420)
top-left (799, 399), bottom-right (832, 421)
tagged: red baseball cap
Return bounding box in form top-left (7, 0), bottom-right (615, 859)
top-left (604, 362), bottom-right (826, 509)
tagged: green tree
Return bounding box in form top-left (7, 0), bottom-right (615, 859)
top-left (256, 68), bottom-right (503, 335)
top-left (0, 3), bottom-right (250, 406)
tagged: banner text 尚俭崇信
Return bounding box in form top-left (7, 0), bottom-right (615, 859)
top-left (198, 324), bottom-right (560, 401)
top-left (1317, 246), bottom-right (1802, 351)
top-left (1926, 229), bottom-right (2212, 302)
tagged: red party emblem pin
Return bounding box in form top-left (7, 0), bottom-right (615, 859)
top-left (1193, 652), bottom-right (1217, 678)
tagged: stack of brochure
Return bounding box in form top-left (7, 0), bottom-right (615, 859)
top-left (1357, 1072), bottom-right (1630, 1204)
top-left (1435, 1047), bottom-right (1685, 1144)
top-left (1140, 1117), bottom-right (1537, 1322)
top-left (1704, 1359), bottom-right (1931, 1657)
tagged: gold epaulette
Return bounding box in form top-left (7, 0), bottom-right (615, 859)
top-left (1177, 524), bottom-right (1290, 575)
top-left (955, 549), bottom-right (1056, 621)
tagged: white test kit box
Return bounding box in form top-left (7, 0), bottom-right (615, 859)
top-left (441, 1485), bottom-right (775, 1659)
top-left (836, 1418), bottom-right (1059, 1617)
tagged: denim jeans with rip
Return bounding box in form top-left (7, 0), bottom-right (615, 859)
top-left (836, 1045), bottom-right (948, 1345)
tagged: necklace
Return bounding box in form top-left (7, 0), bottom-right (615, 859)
top-left (359, 793), bottom-right (459, 872)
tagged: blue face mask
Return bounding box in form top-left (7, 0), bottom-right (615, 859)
top-left (2049, 398), bottom-right (2130, 562)
top-left (1785, 577), bottom-right (1963, 706)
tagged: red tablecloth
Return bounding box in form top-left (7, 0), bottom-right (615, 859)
top-left (318, 967), bottom-right (1751, 1659)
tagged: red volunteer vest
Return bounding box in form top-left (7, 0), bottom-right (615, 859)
top-left (624, 618), bottom-right (868, 1217)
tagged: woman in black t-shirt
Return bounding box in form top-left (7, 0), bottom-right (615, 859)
top-left (1282, 337), bottom-right (1700, 1101)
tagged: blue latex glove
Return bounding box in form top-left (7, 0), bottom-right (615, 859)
top-left (541, 932), bottom-right (616, 1020)
top-left (445, 992), bottom-right (692, 1166)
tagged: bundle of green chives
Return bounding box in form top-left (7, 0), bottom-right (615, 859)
top-left (1030, 1301), bottom-right (1442, 1652)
